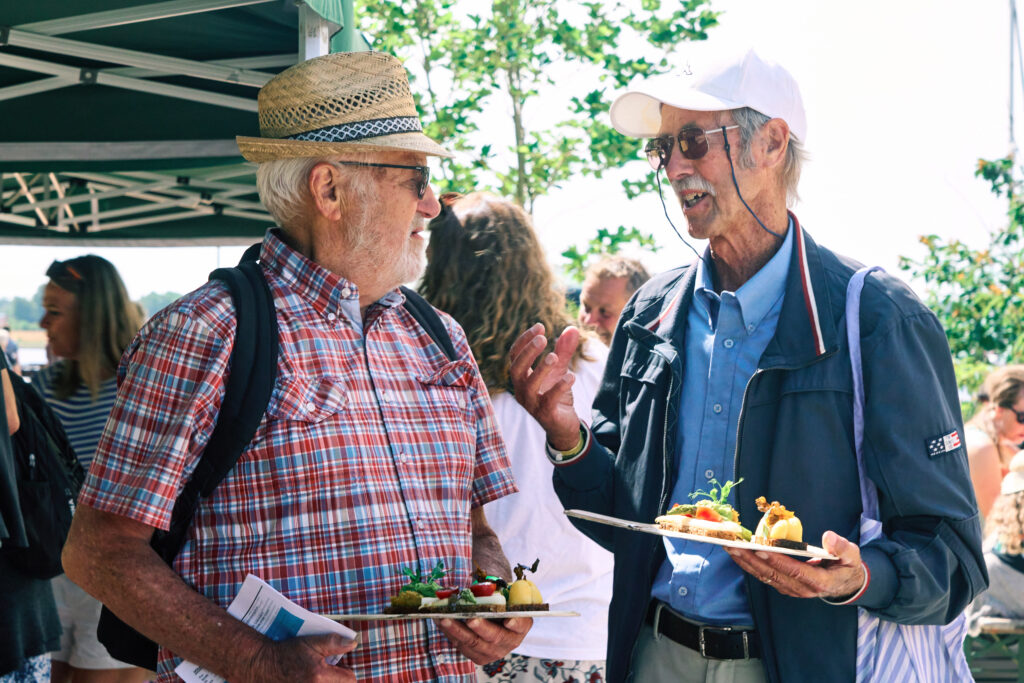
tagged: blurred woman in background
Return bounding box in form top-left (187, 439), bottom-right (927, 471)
top-left (965, 366), bottom-right (1024, 519)
top-left (36, 256), bottom-right (148, 683)
top-left (968, 451), bottom-right (1024, 626)
top-left (421, 192), bottom-right (614, 683)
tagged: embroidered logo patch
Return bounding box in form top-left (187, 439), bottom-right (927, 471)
top-left (926, 430), bottom-right (962, 458)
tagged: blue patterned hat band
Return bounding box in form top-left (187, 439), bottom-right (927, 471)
top-left (287, 116), bottom-right (422, 144)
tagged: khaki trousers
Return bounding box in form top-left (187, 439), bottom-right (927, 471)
top-left (628, 622), bottom-right (768, 683)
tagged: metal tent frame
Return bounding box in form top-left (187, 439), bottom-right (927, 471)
top-left (0, 0), bottom-right (366, 245)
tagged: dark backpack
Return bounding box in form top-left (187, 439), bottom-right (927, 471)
top-left (0, 355), bottom-right (86, 580)
top-left (98, 244), bottom-right (456, 670)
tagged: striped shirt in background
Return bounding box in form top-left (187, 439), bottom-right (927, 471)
top-left (33, 362), bottom-right (117, 472)
top-left (79, 229), bottom-right (516, 683)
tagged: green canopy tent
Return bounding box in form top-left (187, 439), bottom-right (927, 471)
top-left (0, 0), bottom-right (367, 245)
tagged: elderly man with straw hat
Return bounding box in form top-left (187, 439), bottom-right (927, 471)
top-left (63, 51), bottom-right (529, 682)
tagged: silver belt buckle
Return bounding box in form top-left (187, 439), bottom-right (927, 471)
top-left (698, 624), bottom-right (750, 660)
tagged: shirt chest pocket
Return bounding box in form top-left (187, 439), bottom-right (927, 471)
top-left (417, 359), bottom-right (475, 419)
top-left (266, 374), bottom-right (349, 423)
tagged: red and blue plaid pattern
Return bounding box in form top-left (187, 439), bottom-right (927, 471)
top-left (80, 230), bottom-right (516, 682)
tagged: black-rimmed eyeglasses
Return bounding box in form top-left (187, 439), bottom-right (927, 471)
top-left (332, 161), bottom-right (431, 199)
top-left (644, 125), bottom-right (740, 170)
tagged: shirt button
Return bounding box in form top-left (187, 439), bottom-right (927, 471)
top-left (341, 287), bottom-right (352, 298)
top-left (678, 586), bottom-right (688, 597)
top-left (704, 469), bottom-right (715, 479)
top-left (713, 403), bottom-right (723, 414)
top-left (747, 323), bottom-right (756, 333)
top-left (304, 401), bottom-right (315, 413)
top-left (327, 312), bottom-right (337, 321)
top-left (723, 338), bottom-right (734, 349)
top-left (381, 390), bottom-right (389, 403)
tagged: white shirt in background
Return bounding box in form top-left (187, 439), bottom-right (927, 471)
top-left (485, 337), bottom-right (613, 660)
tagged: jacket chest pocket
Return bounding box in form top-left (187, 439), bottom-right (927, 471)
top-left (619, 345), bottom-right (671, 413)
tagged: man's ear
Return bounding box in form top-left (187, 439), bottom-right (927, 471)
top-left (308, 162), bottom-right (343, 222)
top-left (760, 118), bottom-right (790, 170)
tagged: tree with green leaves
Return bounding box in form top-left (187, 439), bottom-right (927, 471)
top-left (899, 155), bottom-right (1024, 404)
top-left (356, 0), bottom-right (718, 216)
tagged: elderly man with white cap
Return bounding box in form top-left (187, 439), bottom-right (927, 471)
top-left (508, 48), bottom-right (986, 682)
top-left (62, 51), bottom-right (529, 682)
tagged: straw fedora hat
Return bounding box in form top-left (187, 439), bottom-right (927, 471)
top-left (236, 51), bottom-right (453, 162)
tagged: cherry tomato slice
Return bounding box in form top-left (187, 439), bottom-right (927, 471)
top-left (695, 506), bottom-right (722, 522)
top-left (435, 588), bottom-right (457, 599)
top-left (469, 582), bottom-right (496, 597)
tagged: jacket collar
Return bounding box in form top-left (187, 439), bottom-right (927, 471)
top-left (759, 213), bottom-right (839, 367)
top-left (628, 212), bottom-right (837, 368)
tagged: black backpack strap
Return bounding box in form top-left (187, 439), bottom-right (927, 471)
top-left (400, 285), bottom-right (457, 362)
top-left (152, 243), bottom-right (278, 563)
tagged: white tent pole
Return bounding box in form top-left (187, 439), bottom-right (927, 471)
top-left (5, 28), bottom-right (273, 87)
top-left (0, 76), bottom-right (75, 102)
top-left (0, 52), bottom-right (258, 111)
top-left (17, 0), bottom-right (274, 35)
top-left (297, 3), bottom-right (337, 61)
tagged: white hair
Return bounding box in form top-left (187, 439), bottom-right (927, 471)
top-left (730, 107), bottom-right (807, 206)
top-left (255, 153), bottom-right (381, 231)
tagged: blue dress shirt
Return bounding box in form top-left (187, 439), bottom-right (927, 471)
top-left (651, 218), bottom-right (794, 626)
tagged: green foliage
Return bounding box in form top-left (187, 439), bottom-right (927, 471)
top-left (900, 156), bottom-right (1024, 397)
top-left (355, 0), bottom-right (719, 213)
top-left (0, 284), bottom-right (45, 330)
top-left (561, 225), bottom-right (660, 283)
top-left (138, 291), bottom-right (183, 318)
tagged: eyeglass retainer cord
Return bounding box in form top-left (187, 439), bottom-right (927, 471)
top-left (721, 126), bottom-right (784, 240)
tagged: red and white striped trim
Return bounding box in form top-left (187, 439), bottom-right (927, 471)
top-left (646, 286), bottom-right (684, 333)
top-left (791, 213), bottom-right (826, 356)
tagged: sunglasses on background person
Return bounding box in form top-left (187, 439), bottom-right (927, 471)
top-left (46, 260), bottom-right (85, 290)
top-left (644, 124), bottom-right (740, 170)
top-left (1001, 404), bottom-right (1024, 424)
top-left (332, 161), bottom-right (431, 199)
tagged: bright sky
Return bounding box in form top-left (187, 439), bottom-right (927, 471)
top-left (0, 0), bottom-right (1019, 304)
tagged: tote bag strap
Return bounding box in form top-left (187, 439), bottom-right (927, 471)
top-left (846, 266), bottom-right (884, 521)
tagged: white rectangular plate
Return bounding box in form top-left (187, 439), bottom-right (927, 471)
top-left (325, 610), bottom-right (578, 622)
top-left (565, 509), bottom-right (838, 560)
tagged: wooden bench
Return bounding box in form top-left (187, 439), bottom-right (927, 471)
top-left (965, 617), bottom-right (1024, 682)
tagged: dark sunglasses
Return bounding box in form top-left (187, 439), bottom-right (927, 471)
top-left (333, 161), bottom-right (431, 199)
top-left (644, 124), bottom-right (740, 170)
top-left (1001, 404), bottom-right (1024, 424)
top-left (46, 260), bottom-right (85, 289)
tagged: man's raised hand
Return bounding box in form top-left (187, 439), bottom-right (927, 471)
top-left (508, 323), bottom-right (582, 450)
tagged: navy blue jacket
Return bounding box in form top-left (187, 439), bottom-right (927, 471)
top-left (554, 223), bottom-right (988, 683)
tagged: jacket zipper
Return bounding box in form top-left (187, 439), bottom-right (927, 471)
top-left (628, 366), bottom-right (676, 682)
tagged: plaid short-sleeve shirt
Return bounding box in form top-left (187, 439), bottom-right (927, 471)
top-left (80, 229), bottom-right (516, 682)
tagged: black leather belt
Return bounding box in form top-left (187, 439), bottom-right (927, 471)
top-left (646, 602), bottom-right (761, 660)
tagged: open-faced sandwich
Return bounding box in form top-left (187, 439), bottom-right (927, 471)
top-left (655, 479), bottom-right (753, 542)
top-left (753, 496), bottom-right (807, 551)
top-left (386, 560), bottom-right (548, 614)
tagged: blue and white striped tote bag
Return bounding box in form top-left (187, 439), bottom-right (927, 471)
top-left (847, 267), bottom-right (972, 683)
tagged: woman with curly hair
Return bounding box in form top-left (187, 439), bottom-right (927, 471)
top-left (968, 451), bottom-right (1024, 625)
top-left (964, 365), bottom-right (1024, 518)
top-left (421, 192), bottom-right (613, 683)
top-left (36, 255), bottom-right (149, 683)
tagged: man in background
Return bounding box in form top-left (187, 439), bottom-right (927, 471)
top-left (577, 256), bottom-right (650, 345)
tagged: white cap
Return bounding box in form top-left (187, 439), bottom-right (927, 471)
top-left (1002, 451), bottom-right (1024, 496)
top-left (609, 48), bottom-right (807, 142)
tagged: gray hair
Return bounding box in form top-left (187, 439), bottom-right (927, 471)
top-left (729, 107), bottom-right (807, 206)
top-left (585, 256), bottom-right (651, 296)
top-left (255, 153), bottom-right (380, 231)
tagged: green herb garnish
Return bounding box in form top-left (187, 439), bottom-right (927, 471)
top-left (400, 561), bottom-right (448, 597)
